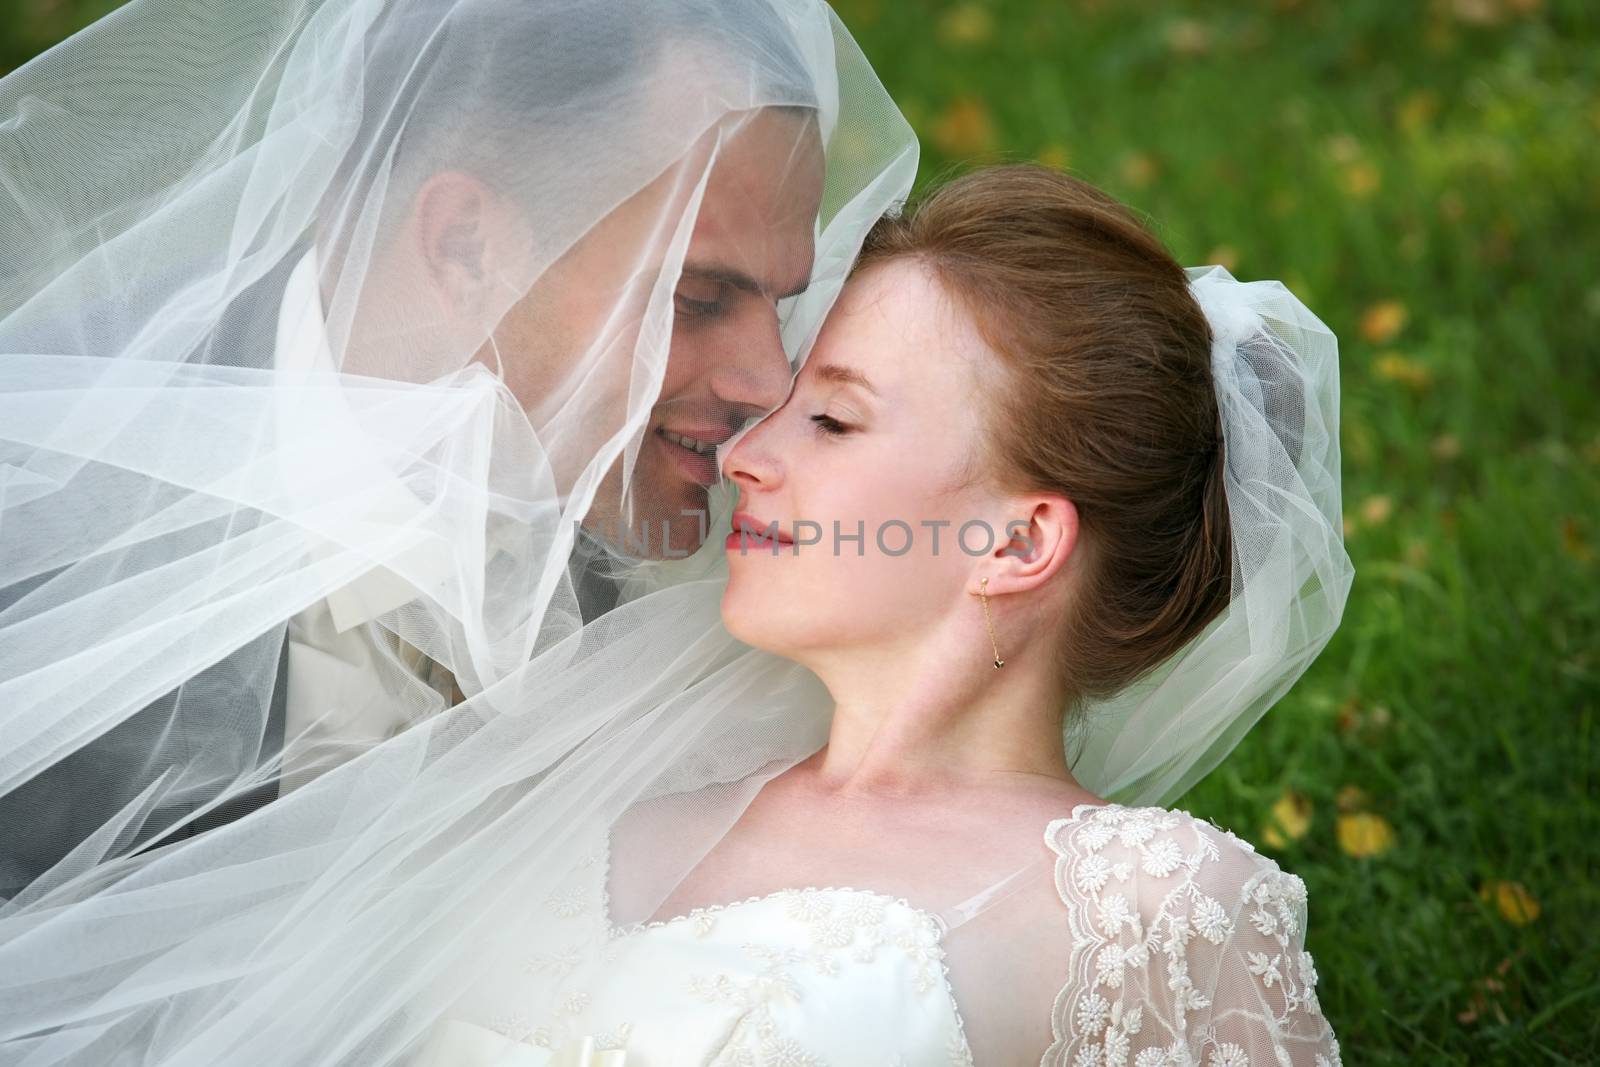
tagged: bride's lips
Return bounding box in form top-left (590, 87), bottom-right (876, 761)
top-left (726, 510), bottom-right (794, 552)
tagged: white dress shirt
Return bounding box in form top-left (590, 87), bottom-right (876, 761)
top-left (271, 244), bottom-right (627, 789)
top-left (273, 245), bottom-right (459, 790)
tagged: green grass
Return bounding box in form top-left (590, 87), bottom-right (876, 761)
top-left (5, 0), bottom-right (1598, 1062)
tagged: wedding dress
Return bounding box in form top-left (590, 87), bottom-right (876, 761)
top-left (416, 802), bottom-right (1342, 1067)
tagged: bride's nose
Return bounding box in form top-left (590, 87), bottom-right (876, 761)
top-left (721, 414), bottom-right (784, 493)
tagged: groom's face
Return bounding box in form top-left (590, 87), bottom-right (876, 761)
top-left (494, 110), bottom-right (827, 560)
top-left (399, 107), bottom-right (826, 561)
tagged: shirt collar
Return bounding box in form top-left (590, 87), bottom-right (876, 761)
top-left (273, 245), bottom-right (610, 635)
top-left (273, 244), bottom-right (454, 633)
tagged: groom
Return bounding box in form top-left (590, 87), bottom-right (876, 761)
top-left (0, 9), bottom-right (827, 897)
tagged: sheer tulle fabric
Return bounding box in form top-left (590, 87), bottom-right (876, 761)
top-left (0, 0), bottom-right (919, 1062)
top-left (1067, 265), bottom-right (1353, 804)
top-left (0, 0), bottom-right (1350, 1062)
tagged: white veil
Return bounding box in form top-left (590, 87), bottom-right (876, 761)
top-left (0, 0), bottom-right (919, 1061)
top-left (1065, 264), bottom-right (1354, 805)
top-left (0, 0), bottom-right (1351, 1061)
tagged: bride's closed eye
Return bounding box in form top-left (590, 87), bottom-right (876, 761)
top-left (810, 413), bottom-right (853, 436)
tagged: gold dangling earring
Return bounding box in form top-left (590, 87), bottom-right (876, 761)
top-left (979, 577), bottom-right (1004, 669)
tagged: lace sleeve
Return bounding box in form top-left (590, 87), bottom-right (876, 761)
top-left (1197, 849), bottom-right (1342, 1067)
top-left (1041, 804), bottom-right (1342, 1067)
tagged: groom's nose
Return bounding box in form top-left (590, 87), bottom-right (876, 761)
top-left (705, 312), bottom-right (793, 416)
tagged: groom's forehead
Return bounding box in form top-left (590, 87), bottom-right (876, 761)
top-left (690, 115), bottom-right (824, 298)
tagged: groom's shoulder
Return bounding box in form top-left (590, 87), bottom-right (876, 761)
top-left (102, 244), bottom-right (309, 367)
top-left (15, 243), bottom-right (307, 370)
top-left (201, 243), bottom-right (313, 370)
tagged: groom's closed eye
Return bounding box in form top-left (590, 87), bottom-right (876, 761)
top-left (680, 262), bottom-right (811, 307)
top-left (675, 274), bottom-right (729, 319)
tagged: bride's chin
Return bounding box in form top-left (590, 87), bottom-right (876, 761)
top-left (719, 600), bottom-right (760, 649)
top-left (720, 586), bottom-right (784, 654)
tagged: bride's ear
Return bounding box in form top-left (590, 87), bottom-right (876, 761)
top-left (980, 494), bottom-right (1079, 595)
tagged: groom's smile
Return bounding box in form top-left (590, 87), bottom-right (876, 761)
top-left (585, 108), bottom-right (827, 560)
top-left (653, 420), bottom-right (738, 487)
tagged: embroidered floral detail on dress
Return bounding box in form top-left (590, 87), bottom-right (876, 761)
top-left (502, 841), bottom-right (635, 1057)
top-left (698, 999), bottom-right (828, 1067)
top-left (545, 886), bottom-right (589, 919)
top-left (524, 943), bottom-right (585, 977)
top-left (1235, 867), bottom-right (1325, 1022)
top-left (646, 886), bottom-right (972, 1064)
top-left (487, 1008), bottom-right (534, 1041)
top-left (1040, 803), bottom-right (1343, 1067)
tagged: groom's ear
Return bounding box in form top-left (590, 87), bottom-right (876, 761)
top-left (989, 493), bottom-right (1079, 594)
top-left (412, 170), bottom-right (497, 313)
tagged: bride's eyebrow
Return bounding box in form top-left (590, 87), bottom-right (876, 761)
top-left (809, 362), bottom-right (879, 398)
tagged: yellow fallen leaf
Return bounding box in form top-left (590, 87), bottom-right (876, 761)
top-left (1396, 91), bottom-right (1440, 135)
top-left (1119, 152), bottom-right (1159, 189)
top-left (1323, 134), bottom-right (1362, 165)
top-left (1360, 300), bottom-right (1408, 344)
top-left (1164, 18), bottom-right (1211, 56)
top-left (1479, 880), bottom-right (1540, 924)
top-left (1341, 160), bottom-right (1381, 198)
top-left (1206, 245), bottom-right (1239, 272)
top-left (937, 3), bottom-right (994, 46)
top-left (1262, 789), bottom-right (1313, 848)
top-left (1336, 783), bottom-right (1370, 812)
top-left (1561, 517), bottom-right (1593, 562)
top-left (1036, 143), bottom-right (1072, 171)
top-left (931, 98), bottom-right (996, 157)
top-left (1373, 351), bottom-right (1433, 389)
top-left (1335, 701), bottom-right (1361, 735)
top-left (1403, 540), bottom-right (1431, 568)
top-left (1451, 0), bottom-right (1503, 24)
top-left (1337, 812), bottom-right (1395, 857)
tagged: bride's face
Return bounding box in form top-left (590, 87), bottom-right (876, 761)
top-left (720, 257), bottom-right (1016, 660)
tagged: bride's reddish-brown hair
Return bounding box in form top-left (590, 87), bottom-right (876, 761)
top-left (855, 163), bottom-right (1231, 710)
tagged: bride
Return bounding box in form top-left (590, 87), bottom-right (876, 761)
top-left (421, 165), bottom-right (1351, 1066)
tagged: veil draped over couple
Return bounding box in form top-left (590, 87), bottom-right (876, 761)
top-left (0, 0), bottom-right (1353, 1064)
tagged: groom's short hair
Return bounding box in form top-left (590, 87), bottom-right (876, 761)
top-left (330, 0), bottom-right (819, 223)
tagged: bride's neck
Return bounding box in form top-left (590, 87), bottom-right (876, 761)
top-left (797, 628), bottom-right (1078, 801)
